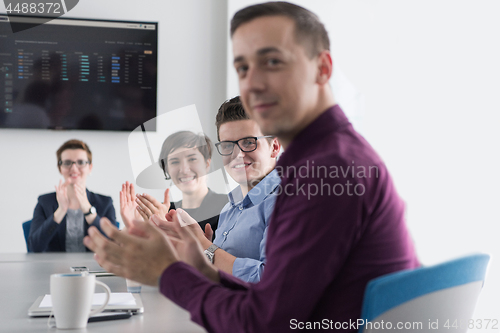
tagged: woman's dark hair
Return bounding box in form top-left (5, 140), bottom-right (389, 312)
top-left (158, 131), bottom-right (212, 180)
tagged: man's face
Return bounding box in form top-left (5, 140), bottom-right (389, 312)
top-left (232, 16), bottom-right (320, 140)
top-left (218, 119), bottom-right (278, 188)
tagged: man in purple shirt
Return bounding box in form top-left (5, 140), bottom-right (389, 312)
top-left (85, 2), bottom-right (419, 332)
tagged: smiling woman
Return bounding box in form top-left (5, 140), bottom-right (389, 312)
top-left (28, 139), bottom-right (117, 252)
top-left (158, 131), bottom-right (228, 237)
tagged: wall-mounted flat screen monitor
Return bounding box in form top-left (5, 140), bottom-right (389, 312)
top-left (0, 15), bottom-right (157, 131)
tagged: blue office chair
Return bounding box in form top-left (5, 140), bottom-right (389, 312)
top-left (22, 220), bottom-right (32, 253)
top-left (359, 254), bottom-right (490, 333)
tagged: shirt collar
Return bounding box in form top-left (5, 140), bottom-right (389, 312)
top-left (228, 169), bottom-right (281, 207)
top-left (277, 104), bottom-right (349, 173)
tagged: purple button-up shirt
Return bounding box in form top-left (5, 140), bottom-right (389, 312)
top-left (160, 105), bottom-right (419, 333)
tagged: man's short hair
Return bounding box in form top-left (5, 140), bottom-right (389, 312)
top-left (56, 139), bottom-right (92, 171)
top-left (215, 96), bottom-right (249, 141)
top-left (230, 1), bottom-right (330, 58)
top-left (158, 131), bottom-right (212, 180)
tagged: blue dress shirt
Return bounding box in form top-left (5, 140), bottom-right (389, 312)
top-left (214, 169), bottom-right (281, 283)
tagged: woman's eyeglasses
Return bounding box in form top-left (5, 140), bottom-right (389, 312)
top-left (58, 160), bottom-right (90, 169)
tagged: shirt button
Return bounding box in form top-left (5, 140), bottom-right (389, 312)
top-left (223, 232), bottom-right (228, 236)
top-left (239, 206), bottom-right (243, 211)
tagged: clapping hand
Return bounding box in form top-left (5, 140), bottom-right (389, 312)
top-left (135, 188), bottom-right (171, 222)
top-left (55, 180), bottom-right (69, 212)
top-left (150, 211), bottom-right (219, 282)
top-left (84, 218), bottom-right (180, 286)
top-left (73, 183), bottom-right (91, 213)
top-left (157, 209), bottom-right (212, 249)
top-left (120, 181), bottom-right (141, 229)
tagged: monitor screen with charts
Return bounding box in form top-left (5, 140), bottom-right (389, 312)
top-left (0, 14), bottom-right (158, 131)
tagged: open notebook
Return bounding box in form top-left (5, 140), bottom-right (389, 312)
top-left (28, 292), bottom-right (144, 317)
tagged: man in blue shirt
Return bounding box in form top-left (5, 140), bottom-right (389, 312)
top-left (169, 96), bottom-right (281, 283)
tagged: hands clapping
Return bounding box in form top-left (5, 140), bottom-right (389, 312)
top-left (84, 217), bottom-right (180, 286)
top-left (120, 183), bottom-right (171, 227)
top-left (54, 179), bottom-right (94, 224)
top-left (149, 210), bottom-right (214, 277)
top-left (53, 180), bottom-right (70, 223)
top-left (135, 188), bottom-right (171, 222)
top-left (85, 184), bottom-right (220, 284)
top-left (55, 180), bottom-right (69, 212)
top-left (119, 181), bottom-right (142, 229)
top-left (74, 182), bottom-right (92, 214)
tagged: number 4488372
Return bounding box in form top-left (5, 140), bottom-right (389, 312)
top-left (5, 2), bottom-right (61, 14)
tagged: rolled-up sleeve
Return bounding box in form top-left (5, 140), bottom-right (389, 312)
top-left (232, 258), bottom-right (265, 283)
top-left (232, 227), bottom-right (267, 283)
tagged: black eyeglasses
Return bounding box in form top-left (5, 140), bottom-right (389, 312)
top-left (215, 136), bottom-right (273, 156)
top-left (58, 160), bottom-right (90, 169)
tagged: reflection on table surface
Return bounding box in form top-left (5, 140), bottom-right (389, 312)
top-left (0, 252), bottom-right (206, 332)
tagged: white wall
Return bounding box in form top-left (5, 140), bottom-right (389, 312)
top-left (0, 0), bottom-right (229, 251)
top-left (227, 0), bottom-right (500, 328)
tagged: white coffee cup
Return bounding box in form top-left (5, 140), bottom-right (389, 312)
top-left (50, 273), bottom-right (111, 329)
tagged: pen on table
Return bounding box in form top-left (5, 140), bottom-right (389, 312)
top-left (88, 312), bottom-right (132, 322)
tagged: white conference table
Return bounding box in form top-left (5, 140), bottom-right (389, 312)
top-left (0, 252), bottom-right (206, 332)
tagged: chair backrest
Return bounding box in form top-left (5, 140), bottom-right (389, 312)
top-left (22, 219), bottom-right (120, 253)
top-left (359, 254), bottom-right (490, 333)
top-left (22, 220), bottom-right (32, 253)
